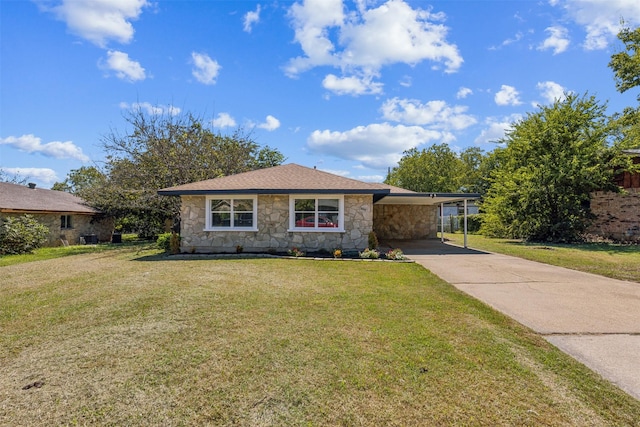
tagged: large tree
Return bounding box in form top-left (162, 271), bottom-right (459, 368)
top-left (609, 25), bottom-right (640, 99)
top-left (481, 93), bottom-right (620, 242)
top-left (385, 144), bottom-right (485, 193)
top-left (74, 109), bottom-right (285, 237)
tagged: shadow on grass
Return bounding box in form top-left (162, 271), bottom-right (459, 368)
top-left (502, 240), bottom-right (639, 255)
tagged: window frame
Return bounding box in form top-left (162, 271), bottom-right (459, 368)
top-left (205, 195), bottom-right (258, 231)
top-left (288, 195), bottom-right (344, 232)
top-left (60, 214), bottom-right (73, 230)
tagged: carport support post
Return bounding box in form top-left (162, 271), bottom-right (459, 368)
top-left (440, 202), bottom-right (445, 243)
top-left (463, 199), bottom-right (468, 248)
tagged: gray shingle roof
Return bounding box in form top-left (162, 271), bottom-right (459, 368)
top-left (0, 182), bottom-right (98, 214)
top-left (158, 163), bottom-right (415, 195)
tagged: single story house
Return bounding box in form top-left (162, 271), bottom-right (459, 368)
top-left (0, 182), bottom-right (113, 246)
top-left (589, 148), bottom-right (640, 242)
top-left (158, 163), bottom-right (479, 253)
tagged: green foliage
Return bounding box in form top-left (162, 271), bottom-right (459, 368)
top-left (609, 25), bottom-right (640, 99)
top-left (466, 214), bottom-right (483, 233)
top-left (359, 248), bottom-right (380, 259)
top-left (156, 233), bottom-right (172, 252)
top-left (287, 247), bottom-right (305, 257)
top-left (384, 248), bottom-right (407, 260)
top-left (367, 231), bottom-right (379, 250)
top-left (385, 144), bottom-right (486, 193)
top-left (481, 93), bottom-right (618, 242)
top-left (0, 215), bottom-right (49, 255)
top-left (170, 233), bottom-right (181, 254)
top-left (60, 109), bottom-right (285, 238)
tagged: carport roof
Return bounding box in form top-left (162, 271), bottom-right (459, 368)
top-left (374, 192), bottom-right (480, 205)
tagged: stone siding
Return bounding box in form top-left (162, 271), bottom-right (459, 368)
top-left (0, 212), bottom-right (114, 246)
top-left (180, 194), bottom-right (373, 253)
top-left (373, 204), bottom-right (437, 240)
top-left (588, 189), bottom-right (640, 242)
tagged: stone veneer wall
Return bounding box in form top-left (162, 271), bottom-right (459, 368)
top-left (179, 194), bottom-right (374, 253)
top-left (588, 189), bottom-right (640, 242)
top-left (373, 204), bottom-right (437, 240)
top-left (0, 213), bottom-right (114, 246)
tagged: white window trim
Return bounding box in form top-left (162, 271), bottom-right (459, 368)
top-left (204, 195), bottom-right (258, 231)
top-left (288, 194), bottom-right (344, 232)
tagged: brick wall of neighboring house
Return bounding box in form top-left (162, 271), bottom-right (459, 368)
top-left (373, 204), bottom-right (438, 240)
top-left (0, 213), bottom-right (114, 246)
top-left (588, 188), bottom-right (640, 242)
top-left (179, 194), bottom-right (374, 253)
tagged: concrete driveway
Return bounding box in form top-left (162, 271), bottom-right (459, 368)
top-left (386, 239), bottom-right (640, 401)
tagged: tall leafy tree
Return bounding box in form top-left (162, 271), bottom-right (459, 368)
top-left (52, 166), bottom-right (106, 196)
top-left (386, 144), bottom-right (464, 192)
top-left (609, 25), bottom-right (640, 99)
top-left (481, 93), bottom-right (619, 242)
top-left (76, 109), bottom-right (285, 237)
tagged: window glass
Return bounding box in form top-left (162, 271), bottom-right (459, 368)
top-left (293, 197), bottom-right (340, 228)
top-left (208, 197), bottom-right (255, 229)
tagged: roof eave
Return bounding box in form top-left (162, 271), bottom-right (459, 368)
top-left (158, 189), bottom-right (391, 196)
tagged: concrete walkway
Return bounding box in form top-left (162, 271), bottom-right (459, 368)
top-left (386, 239), bottom-right (640, 401)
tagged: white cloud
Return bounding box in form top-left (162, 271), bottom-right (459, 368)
top-left (553, 0), bottom-right (640, 50)
top-left (243, 5), bottom-right (261, 33)
top-left (538, 26), bottom-right (570, 54)
top-left (495, 85), bottom-right (522, 106)
top-left (1, 167), bottom-right (59, 185)
top-left (286, 0), bottom-right (462, 91)
top-left (0, 134), bottom-right (90, 162)
top-left (119, 102), bottom-right (181, 116)
top-left (257, 115), bottom-right (281, 131)
top-left (356, 174), bottom-right (385, 182)
top-left (535, 81), bottom-right (568, 105)
top-left (101, 50), bottom-right (146, 81)
top-left (307, 122), bottom-right (448, 169)
top-left (46, 0), bottom-right (149, 47)
top-left (212, 113), bottom-right (237, 128)
top-left (474, 115), bottom-right (521, 145)
top-left (322, 73), bottom-right (383, 96)
top-left (381, 98), bottom-right (477, 130)
top-left (456, 87), bottom-right (473, 99)
top-left (191, 52), bottom-right (221, 85)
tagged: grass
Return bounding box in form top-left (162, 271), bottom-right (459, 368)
top-left (1, 250), bottom-right (639, 426)
top-left (0, 235), bottom-right (153, 267)
top-left (445, 233), bottom-right (640, 283)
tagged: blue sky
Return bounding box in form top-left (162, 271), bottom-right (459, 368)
top-left (2, 0), bottom-right (639, 189)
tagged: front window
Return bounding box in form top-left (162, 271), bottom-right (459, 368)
top-left (206, 196), bottom-right (257, 230)
top-left (61, 215), bottom-right (72, 229)
top-left (290, 196), bottom-right (342, 231)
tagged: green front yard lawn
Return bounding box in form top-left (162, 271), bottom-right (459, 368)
top-left (1, 249), bottom-right (638, 425)
top-left (444, 233), bottom-right (640, 283)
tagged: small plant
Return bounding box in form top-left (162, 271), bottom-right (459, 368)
top-left (156, 233), bottom-right (172, 252)
top-left (359, 248), bottom-right (380, 259)
top-left (169, 232), bottom-right (181, 254)
top-left (368, 231), bottom-right (379, 250)
top-left (288, 247), bottom-right (305, 257)
top-left (236, 244), bottom-right (244, 254)
top-left (385, 248), bottom-right (407, 260)
top-left (333, 248), bottom-right (342, 258)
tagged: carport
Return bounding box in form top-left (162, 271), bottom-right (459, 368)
top-left (373, 192), bottom-right (480, 248)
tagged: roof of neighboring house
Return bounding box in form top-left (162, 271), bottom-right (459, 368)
top-left (0, 182), bottom-right (98, 214)
top-left (623, 148), bottom-right (640, 156)
top-left (158, 163), bottom-right (480, 205)
top-left (158, 163), bottom-right (415, 196)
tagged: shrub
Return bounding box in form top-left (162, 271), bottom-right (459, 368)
top-left (385, 248), bottom-right (407, 260)
top-left (359, 248), bottom-right (380, 259)
top-left (156, 233), bottom-right (172, 252)
top-left (288, 247), bottom-right (305, 257)
top-left (0, 215), bottom-right (49, 255)
top-left (368, 231), bottom-right (379, 250)
top-left (466, 214), bottom-right (483, 234)
top-left (333, 248), bottom-right (342, 258)
top-left (170, 233), bottom-right (181, 254)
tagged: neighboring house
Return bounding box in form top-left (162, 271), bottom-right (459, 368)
top-left (589, 149), bottom-right (640, 242)
top-left (0, 182), bottom-right (113, 246)
top-left (158, 163), bottom-right (479, 253)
